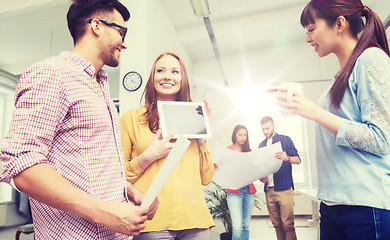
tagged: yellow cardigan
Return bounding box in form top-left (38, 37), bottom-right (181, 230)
top-left (120, 107), bottom-right (215, 232)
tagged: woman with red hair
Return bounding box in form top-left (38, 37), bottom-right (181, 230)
top-left (120, 52), bottom-right (214, 239)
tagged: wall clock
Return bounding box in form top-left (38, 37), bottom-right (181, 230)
top-left (123, 71), bottom-right (142, 91)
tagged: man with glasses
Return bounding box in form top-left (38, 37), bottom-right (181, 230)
top-left (87, 19), bottom-right (128, 42)
top-left (0, 0), bottom-right (158, 239)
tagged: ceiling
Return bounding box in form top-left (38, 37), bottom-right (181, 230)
top-left (163, 0), bottom-right (310, 61)
top-left (0, 0), bottom-right (388, 76)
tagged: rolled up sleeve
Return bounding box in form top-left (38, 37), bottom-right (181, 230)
top-left (0, 64), bottom-right (67, 184)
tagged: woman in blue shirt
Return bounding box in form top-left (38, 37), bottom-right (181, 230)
top-left (279, 0), bottom-right (390, 239)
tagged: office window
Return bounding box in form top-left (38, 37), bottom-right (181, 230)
top-left (231, 87), bottom-right (312, 189)
top-left (204, 86), bottom-right (313, 189)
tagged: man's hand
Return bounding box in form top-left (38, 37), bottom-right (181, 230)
top-left (275, 152), bottom-right (301, 164)
top-left (102, 203), bottom-right (148, 236)
top-left (146, 198), bottom-right (159, 220)
top-left (13, 164), bottom-right (151, 236)
top-left (275, 151), bottom-right (289, 162)
top-left (127, 182), bottom-right (159, 220)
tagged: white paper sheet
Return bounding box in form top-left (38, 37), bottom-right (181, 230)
top-left (212, 142), bottom-right (283, 189)
top-left (141, 135), bottom-right (191, 208)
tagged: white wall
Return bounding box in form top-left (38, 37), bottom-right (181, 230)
top-left (192, 41), bottom-right (338, 88)
top-left (119, 0), bottom-right (193, 114)
top-left (0, 77), bottom-right (16, 204)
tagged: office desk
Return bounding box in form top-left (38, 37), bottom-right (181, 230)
top-left (297, 189), bottom-right (320, 240)
top-left (297, 189), bottom-right (319, 220)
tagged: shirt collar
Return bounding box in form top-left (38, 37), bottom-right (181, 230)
top-left (59, 51), bottom-right (108, 83)
top-left (270, 133), bottom-right (279, 143)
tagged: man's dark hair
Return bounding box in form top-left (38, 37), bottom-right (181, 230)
top-left (261, 116), bottom-right (274, 125)
top-left (67, 0), bottom-right (130, 44)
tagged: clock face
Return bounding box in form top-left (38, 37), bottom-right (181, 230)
top-left (123, 71), bottom-right (142, 91)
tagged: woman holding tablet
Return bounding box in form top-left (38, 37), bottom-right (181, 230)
top-left (120, 52), bottom-right (214, 239)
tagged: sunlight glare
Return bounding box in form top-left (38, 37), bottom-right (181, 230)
top-left (224, 85), bottom-right (278, 114)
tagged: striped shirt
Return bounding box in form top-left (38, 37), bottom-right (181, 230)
top-left (0, 51), bottom-right (130, 239)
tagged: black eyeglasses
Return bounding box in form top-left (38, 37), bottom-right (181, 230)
top-left (87, 19), bottom-right (127, 42)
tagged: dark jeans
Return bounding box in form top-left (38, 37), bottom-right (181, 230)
top-left (320, 202), bottom-right (390, 240)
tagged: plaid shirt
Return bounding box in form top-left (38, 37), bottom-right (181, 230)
top-left (0, 51), bottom-right (130, 240)
top-left (258, 133), bottom-right (300, 192)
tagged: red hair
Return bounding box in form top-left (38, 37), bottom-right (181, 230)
top-left (141, 52), bottom-right (192, 133)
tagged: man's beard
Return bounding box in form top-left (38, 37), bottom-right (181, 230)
top-left (104, 45), bottom-right (120, 67)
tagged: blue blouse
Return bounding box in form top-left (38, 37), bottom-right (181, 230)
top-left (316, 47), bottom-right (390, 210)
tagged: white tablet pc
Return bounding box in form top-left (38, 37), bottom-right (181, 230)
top-left (157, 101), bottom-right (212, 139)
